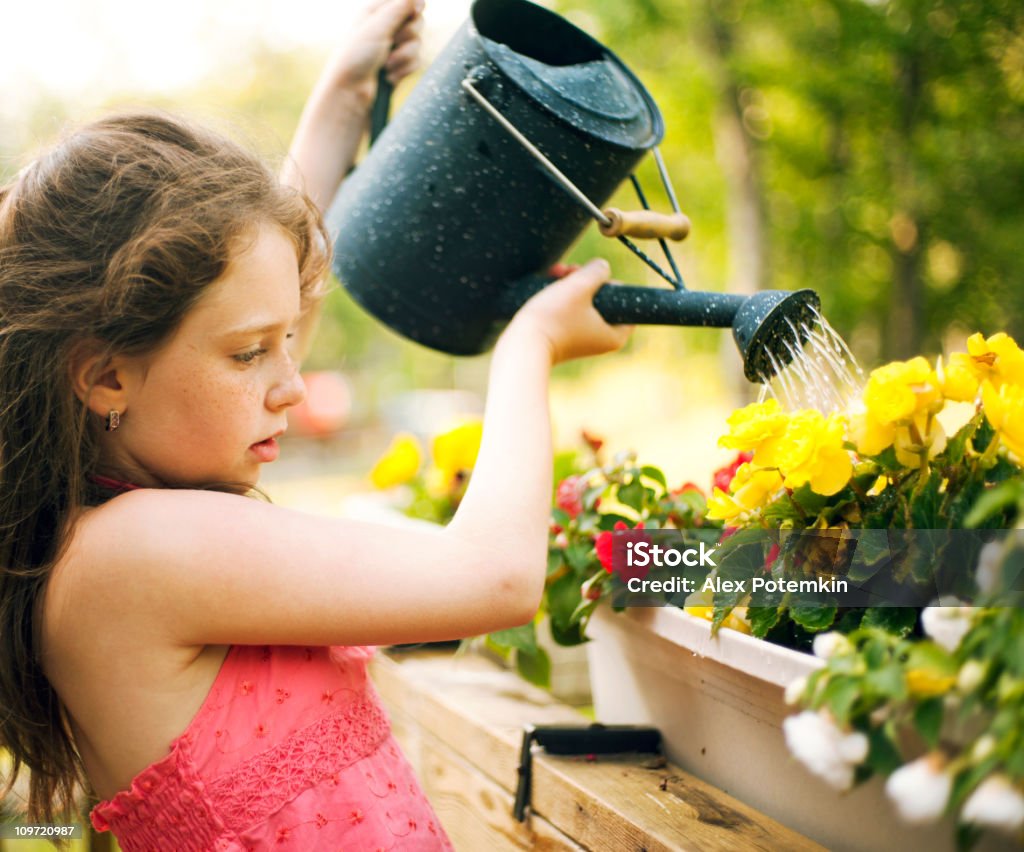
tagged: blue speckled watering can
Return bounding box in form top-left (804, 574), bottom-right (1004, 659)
top-left (331, 0), bottom-right (818, 381)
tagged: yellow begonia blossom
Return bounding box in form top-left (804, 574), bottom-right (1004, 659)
top-left (757, 411), bottom-right (853, 496)
top-left (981, 379), bottom-right (1024, 460)
top-left (370, 433), bottom-right (422, 489)
top-left (848, 406), bottom-right (898, 457)
top-left (862, 357), bottom-right (942, 425)
top-left (906, 668), bottom-right (957, 698)
top-left (966, 332), bottom-right (1024, 389)
top-left (432, 419), bottom-right (483, 484)
top-left (937, 353), bottom-right (980, 403)
top-left (718, 398), bottom-right (789, 453)
top-left (706, 463), bottom-right (784, 520)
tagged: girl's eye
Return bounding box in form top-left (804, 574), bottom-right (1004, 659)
top-left (234, 347), bottom-right (268, 364)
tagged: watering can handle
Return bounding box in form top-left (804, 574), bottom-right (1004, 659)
top-left (369, 68), bottom-right (392, 146)
top-left (599, 208), bottom-right (691, 241)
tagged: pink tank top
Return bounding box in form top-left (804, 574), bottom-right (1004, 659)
top-left (90, 644), bottom-right (454, 851)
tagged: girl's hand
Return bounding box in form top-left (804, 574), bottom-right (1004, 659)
top-left (506, 259), bottom-right (634, 366)
top-left (319, 0), bottom-right (425, 110)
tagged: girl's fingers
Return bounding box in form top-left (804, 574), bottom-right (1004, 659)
top-left (547, 262), bottom-right (580, 278)
top-left (392, 14), bottom-right (424, 46)
top-left (385, 40), bottom-right (422, 78)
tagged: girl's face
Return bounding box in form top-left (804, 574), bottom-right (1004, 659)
top-left (105, 222), bottom-right (307, 487)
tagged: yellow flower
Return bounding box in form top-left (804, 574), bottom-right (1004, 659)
top-left (966, 332), bottom-right (1024, 388)
top-left (706, 463), bottom-right (784, 520)
top-left (862, 357), bottom-right (942, 425)
top-left (981, 379), bottom-right (1024, 460)
top-left (937, 353), bottom-right (980, 403)
top-left (757, 411), bottom-right (853, 496)
top-left (906, 668), bottom-right (957, 698)
top-left (370, 433), bottom-right (422, 489)
top-left (718, 399), bottom-right (789, 453)
top-left (432, 419), bottom-right (483, 485)
top-left (683, 603), bottom-right (752, 634)
top-left (848, 407), bottom-right (898, 457)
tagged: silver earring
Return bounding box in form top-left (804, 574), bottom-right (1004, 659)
top-left (105, 410), bottom-right (121, 432)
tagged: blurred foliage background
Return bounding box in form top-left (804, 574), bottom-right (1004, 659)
top-left (1, 0), bottom-right (1022, 486)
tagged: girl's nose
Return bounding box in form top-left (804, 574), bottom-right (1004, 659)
top-left (267, 362), bottom-right (306, 412)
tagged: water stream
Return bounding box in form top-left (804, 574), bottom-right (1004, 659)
top-left (755, 306), bottom-right (865, 414)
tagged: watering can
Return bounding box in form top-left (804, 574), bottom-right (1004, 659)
top-left (331, 0), bottom-right (819, 381)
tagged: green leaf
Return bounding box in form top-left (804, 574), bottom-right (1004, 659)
top-left (790, 483), bottom-right (829, 516)
top-left (546, 571), bottom-right (588, 646)
top-left (617, 477), bottom-right (645, 513)
top-left (913, 698), bottom-right (945, 750)
top-left (565, 542), bottom-right (594, 572)
top-left (945, 415), bottom-right (981, 465)
top-left (861, 607), bottom-right (918, 638)
top-left (910, 469), bottom-right (944, 529)
top-left (822, 676), bottom-right (860, 725)
top-left (488, 624), bottom-right (537, 654)
top-left (790, 605), bottom-right (838, 633)
top-left (864, 726), bottom-right (903, 776)
top-left (964, 480), bottom-right (1023, 528)
top-left (747, 606), bottom-right (781, 638)
top-left (864, 663), bottom-right (907, 701)
top-left (640, 465), bottom-right (668, 489)
top-left (515, 647), bottom-right (551, 688)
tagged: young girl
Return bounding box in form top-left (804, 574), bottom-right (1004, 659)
top-left (0, 1), bottom-right (630, 848)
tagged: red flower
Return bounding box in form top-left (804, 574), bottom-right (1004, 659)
top-left (764, 542), bottom-right (781, 571)
top-left (671, 482), bottom-right (704, 498)
top-left (594, 521), bottom-right (651, 581)
top-left (712, 451), bottom-right (753, 493)
top-left (556, 475), bottom-right (586, 518)
top-left (595, 521), bottom-right (627, 572)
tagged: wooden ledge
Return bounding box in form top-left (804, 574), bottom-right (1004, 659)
top-left (370, 649), bottom-right (823, 852)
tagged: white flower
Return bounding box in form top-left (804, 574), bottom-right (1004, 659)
top-left (974, 540), bottom-right (1004, 596)
top-left (961, 775), bottom-right (1024, 834)
top-left (784, 675), bottom-right (808, 706)
top-left (957, 659), bottom-right (986, 693)
top-left (921, 606), bottom-right (974, 653)
top-left (972, 735), bottom-right (997, 763)
top-left (783, 710), bottom-right (869, 791)
top-left (885, 755), bottom-right (951, 825)
top-left (812, 631), bottom-right (850, 660)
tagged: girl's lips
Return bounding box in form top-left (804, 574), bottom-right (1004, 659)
top-left (249, 436), bottom-right (279, 463)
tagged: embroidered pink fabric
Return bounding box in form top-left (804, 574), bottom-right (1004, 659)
top-left (90, 645), bottom-right (454, 851)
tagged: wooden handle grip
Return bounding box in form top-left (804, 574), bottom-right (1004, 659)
top-left (599, 207), bottom-right (691, 241)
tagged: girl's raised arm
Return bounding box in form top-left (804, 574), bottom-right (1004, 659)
top-left (282, 0), bottom-right (423, 362)
top-left (62, 262), bottom-right (629, 649)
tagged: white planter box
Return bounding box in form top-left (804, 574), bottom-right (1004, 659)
top-left (586, 606), bottom-right (975, 852)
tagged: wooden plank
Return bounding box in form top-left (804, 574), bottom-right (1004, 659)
top-left (418, 732), bottom-right (583, 851)
top-left (371, 651), bottom-right (824, 852)
top-left (531, 753), bottom-right (822, 852)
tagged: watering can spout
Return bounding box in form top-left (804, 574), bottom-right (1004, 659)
top-left (585, 283), bottom-right (821, 382)
top-left (508, 279), bottom-right (822, 382)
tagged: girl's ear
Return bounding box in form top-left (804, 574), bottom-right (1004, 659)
top-left (68, 341), bottom-right (132, 418)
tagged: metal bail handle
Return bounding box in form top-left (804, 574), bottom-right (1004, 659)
top-left (461, 72), bottom-right (689, 243)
